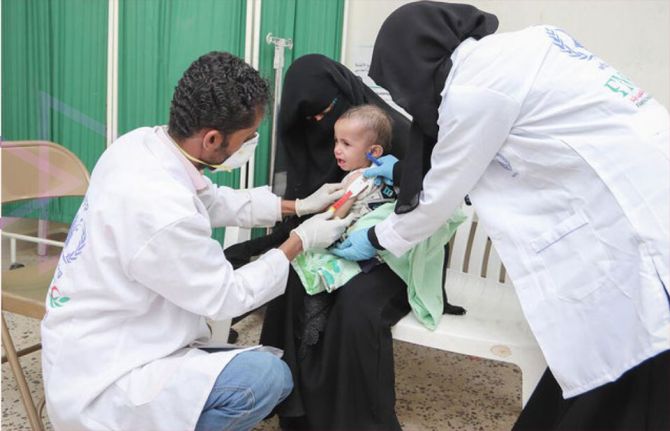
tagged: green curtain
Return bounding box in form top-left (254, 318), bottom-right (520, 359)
top-left (2, 0), bottom-right (108, 224)
top-left (255, 0), bottom-right (344, 189)
top-left (118, 0), bottom-right (247, 243)
top-left (252, 0), bottom-right (344, 238)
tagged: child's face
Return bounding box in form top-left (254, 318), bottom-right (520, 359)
top-left (333, 118), bottom-right (382, 172)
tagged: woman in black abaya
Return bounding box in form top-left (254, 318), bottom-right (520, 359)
top-left (226, 54), bottom-right (412, 430)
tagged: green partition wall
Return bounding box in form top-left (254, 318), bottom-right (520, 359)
top-left (252, 0), bottom-right (344, 238)
top-left (255, 0), bottom-right (345, 190)
top-left (2, 0), bottom-right (345, 243)
top-left (118, 0), bottom-right (247, 136)
top-left (118, 0), bottom-right (247, 243)
top-left (2, 0), bottom-right (108, 223)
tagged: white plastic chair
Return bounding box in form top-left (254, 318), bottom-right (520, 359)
top-left (391, 205), bottom-right (546, 406)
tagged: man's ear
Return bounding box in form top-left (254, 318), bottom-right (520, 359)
top-left (202, 129), bottom-right (225, 151)
top-left (370, 144), bottom-right (384, 158)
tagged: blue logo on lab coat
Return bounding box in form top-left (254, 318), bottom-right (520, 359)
top-left (545, 28), bottom-right (594, 62)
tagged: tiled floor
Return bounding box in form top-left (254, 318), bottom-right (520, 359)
top-left (2, 239), bottom-right (522, 430)
top-left (2, 309), bottom-right (522, 431)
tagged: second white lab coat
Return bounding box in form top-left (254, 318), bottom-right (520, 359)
top-left (376, 26), bottom-right (670, 397)
top-left (41, 126), bottom-right (289, 430)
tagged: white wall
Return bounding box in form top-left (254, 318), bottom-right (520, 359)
top-left (343, 0), bottom-right (670, 109)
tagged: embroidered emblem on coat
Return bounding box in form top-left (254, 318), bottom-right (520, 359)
top-left (49, 198), bottom-right (89, 308)
top-left (545, 27), bottom-right (594, 61)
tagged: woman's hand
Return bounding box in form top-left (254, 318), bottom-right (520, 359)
top-left (330, 228), bottom-right (377, 261)
top-left (363, 155), bottom-right (398, 186)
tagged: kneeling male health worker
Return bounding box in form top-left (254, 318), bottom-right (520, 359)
top-left (41, 51), bottom-right (353, 431)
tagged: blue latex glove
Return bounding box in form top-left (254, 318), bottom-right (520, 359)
top-left (363, 154), bottom-right (398, 186)
top-left (330, 228), bottom-right (377, 261)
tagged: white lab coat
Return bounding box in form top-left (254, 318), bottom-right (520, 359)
top-left (376, 26), bottom-right (670, 397)
top-left (41, 126), bottom-right (289, 430)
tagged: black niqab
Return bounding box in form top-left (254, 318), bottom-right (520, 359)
top-left (369, 1), bottom-right (498, 213)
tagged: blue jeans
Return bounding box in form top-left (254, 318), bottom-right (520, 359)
top-left (195, 350), bottom-right (293, 431)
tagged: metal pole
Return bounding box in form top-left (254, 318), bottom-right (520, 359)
top-left (265, 33), bottom-right (292, 190)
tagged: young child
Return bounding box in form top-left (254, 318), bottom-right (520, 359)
top-left (293, 104), bottom-right (467, 331)
top-left (292, 104), bottom-right (396, 295)
top-left (330, 104), bottom-right (396, 219)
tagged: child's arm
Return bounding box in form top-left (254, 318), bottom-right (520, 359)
top-left (331, 170), bottom-right (367, 219)
top-left (332, 195), bottom-right (357, 219)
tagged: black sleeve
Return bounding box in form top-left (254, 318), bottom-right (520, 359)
top-left (392, 159), bottom-right (403, 186)
top-left (223, 216), bottom-right (302, 268)
top-left (367, 226), bottom-right (385, 251)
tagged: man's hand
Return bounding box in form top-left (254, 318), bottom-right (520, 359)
top-left (329, 228), bottom-right (377, 261)
top-left (295, 183), bottom-right (345, 217)
top-left (292, 211), bottom-right (355, 251)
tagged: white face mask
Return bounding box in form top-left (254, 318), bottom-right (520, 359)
top-left (176, 132), bottom-right (259, 172)
top-left (213, 132), bottom-right (259, 172)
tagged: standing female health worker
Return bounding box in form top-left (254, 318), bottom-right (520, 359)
top-left (332, 2), bottom-right (670, 429)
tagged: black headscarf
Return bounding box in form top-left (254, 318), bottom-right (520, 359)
top-left (279, 54), bottom-right (410, 200)
top-left (369, 1), bottom-right (498, 213)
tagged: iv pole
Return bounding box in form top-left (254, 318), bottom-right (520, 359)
top-left (265, 33), bottom-right (293, 191)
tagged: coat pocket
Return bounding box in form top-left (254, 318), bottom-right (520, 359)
top-left (530, 210), bottom-right (609, 301)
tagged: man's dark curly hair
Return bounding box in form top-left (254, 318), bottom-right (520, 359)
top-left (169, 51), bottom-right (270, 140)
